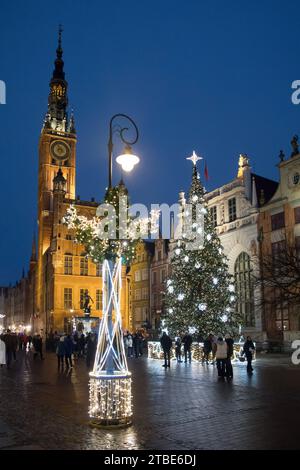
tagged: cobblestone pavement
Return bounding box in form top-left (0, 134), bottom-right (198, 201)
top-left (0, 350), bottom-right (299, 450)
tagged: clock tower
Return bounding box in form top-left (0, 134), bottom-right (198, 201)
top-left (36, 27), bottom-right (77, 316)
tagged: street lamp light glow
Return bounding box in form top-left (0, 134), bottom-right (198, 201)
top-left (116, 145), bottom-right (139, 173)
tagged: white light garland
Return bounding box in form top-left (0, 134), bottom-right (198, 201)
top-left (178, 293), bottom-right (185, 301)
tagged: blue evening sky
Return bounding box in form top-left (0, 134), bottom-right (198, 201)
top-left (0, 0), bottom-right (300, 284)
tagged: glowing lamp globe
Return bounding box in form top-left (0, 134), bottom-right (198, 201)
top-left (116, 144), bottom-right (140, 172)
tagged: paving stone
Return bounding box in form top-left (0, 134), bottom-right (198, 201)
top-left (0, 351), bottom-right (299, 449)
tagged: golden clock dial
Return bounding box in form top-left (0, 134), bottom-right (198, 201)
top-left (50, 140), bottom-right (70, 162)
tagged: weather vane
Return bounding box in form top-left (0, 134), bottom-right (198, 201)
top-left (186, 150), bottom-right (203, 166)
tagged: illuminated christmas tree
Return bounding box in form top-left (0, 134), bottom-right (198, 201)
top-left (164, 153), bottom-right (241, 337)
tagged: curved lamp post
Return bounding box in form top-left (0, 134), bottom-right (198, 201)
top-left (108, 113), bottom-right (139, 187)
top-left (89, 114), bottom-right (140, 427)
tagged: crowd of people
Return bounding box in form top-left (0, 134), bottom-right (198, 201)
top-left (0, 329), bottom-right (37, 368)
top-left (160, 331), bottom-right (256, 379)
top-left (0, 329), bottom-right (98, 371)
top-left (48, 330), bottom-right (98, 369)
top-left (123, 330), bottom-right (146, 358)
top-left (0, 327), bottom-right (256, 379)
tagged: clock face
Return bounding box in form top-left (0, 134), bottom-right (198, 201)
top-left (50, 140), bottom-right (70, 162)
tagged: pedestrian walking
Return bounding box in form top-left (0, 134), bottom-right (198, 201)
top-left (215, 336), bottom-right (228, 379)
top-left (64, 334), bottom-right (74, 368)
top-left (3, 330), bottom-right (14, 368)
top-left (175, 336), bottom-right (183, 363)
top-left (0, 336), bottom-right (6, 367)
top-left (182, 332), bottom-right (193, 363)
top-left (225, 333), bottom-right (234, 379)
top-left (127, 334), bottom-right (133, 358)
top-left (12, 333), bottom-right (18, 360)
top-left (124, 333), bottom-right (129, 357)
top-left (243, 336), bottom-right (255, 374)
top-left (160, 332), bottom-right (172, 368)
top-left (86, 333), bottom-right (97, 368)
top-left (202, 334), bottom-right (213, 364)
top-left (33, 334), bottom-right (44, 360)
top-left (56, 336), bottom-right (65, 369)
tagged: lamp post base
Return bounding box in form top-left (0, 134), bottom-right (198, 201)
top-left (89, 372), bottom-right (132, 427)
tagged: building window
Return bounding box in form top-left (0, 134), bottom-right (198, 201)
top-left (228, 198), bottom-right (237, 222)
top-left (134, 289), bottom-right (141, 301)
top-left (152, 271), bottom-right (157, 285)
top-left (64, 255), bottom-right (73, 275)
top-left (142, 306), bottom-right (148, 321)
top-left (134, 270), bottom-right (141, 282)
top-left (96, 289), bottom-right (102, 310)
top-left (271, 240), bottom-right (286, 268)
top-left (275, 297), bottom-right (290, 331)
top-left (95, 263), bottom-right (101, 276)
top-left (234, 252), bottom-right (254, 327)
top-left (66, 234), bottom-right (73, 240)
top-left (158, 250), bottom-right (162, 261)
top-left (160, 269), bottom-right (166, 283)
top-left (142, 268), bottom-right (148, 280)
top-left (64, 288), bottom-right (72, 309)
top-left (142, 287), bottom-right (148, 300)
top-left (80, 257), bottom-right (88, 276)
top-left (295, 207), bottom-right (300, 224)
top-left (80, 289), bottom-right (88, 309)
top-left (271, 212), bottom-right (285, 231)
top-left (134, 307), bottom-right (142, 321)
top-left (210, 206), bottom-right (218, 227)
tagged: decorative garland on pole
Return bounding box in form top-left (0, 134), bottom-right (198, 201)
top-left (63, 184), bottom-right (159, 426)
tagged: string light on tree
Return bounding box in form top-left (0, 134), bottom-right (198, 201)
top-left (164, 151), bottom-right (242, 337)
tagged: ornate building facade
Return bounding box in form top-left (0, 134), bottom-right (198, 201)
top-left (258, 138), bottom-right (300, 346)
top-left (3, 32), bottom-right (130, 334)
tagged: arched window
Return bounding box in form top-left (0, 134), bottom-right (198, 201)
top-left (234, 252), bottom-right (254, 327)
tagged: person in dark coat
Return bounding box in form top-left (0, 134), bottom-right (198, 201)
top-left (202, 334), bottom-right (213, 364)
top-left (133, 333), bottom-right (139, 358)
top-left (86, 333), bottom-right (97, 368)
top-left (11, 333), bottom-right (18, 360)
top-left (225, 333), bottom-right (234, 379)
top-left (32, 334), bottom-right (44, 360)
top-left (243, 336), bottom-right (255, 373)
top-left (175, 337), bottom-right (183, 363)
top-left (56, 336), bottom-right (66, 369)
top-left (182, 333), bottom-right (193, 363)
top-left (2, 330), bottom-right (14, 368)
top-left (160, 332), bottom-right (172, 368)
top-left (64, 334), bottom-right (74, 368)
top-left (78, 333), bottom-right (85, 357)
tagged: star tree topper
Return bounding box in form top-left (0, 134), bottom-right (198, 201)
top-left (186, 150), bottom-right (203, 166)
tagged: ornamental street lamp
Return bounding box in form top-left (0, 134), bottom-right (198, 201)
top-left (107, 113), bottom-right (139, 187)
top-left (88, 114), bottom-right (140, 427)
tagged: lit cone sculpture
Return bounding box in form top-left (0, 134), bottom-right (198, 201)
top-left (89, 258), bottom-right (132, 426)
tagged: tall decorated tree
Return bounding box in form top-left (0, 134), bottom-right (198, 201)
top-left (164, 153), bottom-right (241, 337)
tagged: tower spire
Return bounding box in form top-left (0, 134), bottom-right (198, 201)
top-left (45, 26), bottom-right (68, 130)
